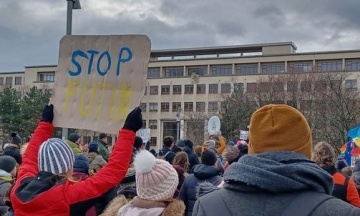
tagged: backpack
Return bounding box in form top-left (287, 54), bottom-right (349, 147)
top-left (198, 190), bottom-right (335, 216)
top-left (156, 151), bottom-right (171, 161)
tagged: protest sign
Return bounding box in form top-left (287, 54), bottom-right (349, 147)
top-left (139, 129), bottom-right (151, 143)
top-left (50, 35), bottom-right (151, 134)
top-left (240, 130), bottom-right (249, 140)
top-left (207, 116), bottom-right (221, 135)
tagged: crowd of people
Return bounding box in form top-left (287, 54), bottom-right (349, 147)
top-left (1, 104), bottom-right (360, 215)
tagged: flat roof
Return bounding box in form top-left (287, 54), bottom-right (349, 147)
top-left (151, 42), bottom-right (297, 58)
top-left (21, 42), bottom-right (360, 69)
top-left (0, 71), bottom-right (25, 75)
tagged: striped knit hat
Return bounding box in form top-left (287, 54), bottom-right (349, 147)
top-left (38, 138), bottom-right (75, 175)
top-left (134, 150), bottom-right (178, 201)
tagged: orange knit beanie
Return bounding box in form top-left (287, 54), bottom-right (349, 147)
top-left (248, 104), bottom-right (312, 158)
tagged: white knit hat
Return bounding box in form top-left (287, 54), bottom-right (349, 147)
top-left (38, 138), bottom-right (75, 175)
top-left (134, 150), bottom-right (178, 201)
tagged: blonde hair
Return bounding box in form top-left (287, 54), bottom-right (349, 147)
top-left (341, 167), bottom-right (353, 177)
top-left (172, 151), bottom-right (189, 172)
top-left (312, 141), bottom-right (337, 167)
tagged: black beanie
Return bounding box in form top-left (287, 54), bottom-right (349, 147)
top-left (10, 133), bottom-right (22, 146)
top-left (0, 156), bottom-right (17, 173)
top-left (201, 150), bottom-right (217, 166)
top-left (133, 136), bottom-right (143, 150)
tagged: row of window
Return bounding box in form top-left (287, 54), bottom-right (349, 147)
top-left (147, 59), bottom-right (360, 78)
top-left (146, 79), bottom-right (357, 96)
top-left (140, 101), bottom-right (224, 113)
top-left (147, 83), bottom-right (232, 95)
top-left (0, 72), bottom-right (55, 86)
top-left (0, 77), bottom-right (22, 86)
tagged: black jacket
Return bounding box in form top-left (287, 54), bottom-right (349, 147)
top-left (178, 164), bottom-right (222, 216)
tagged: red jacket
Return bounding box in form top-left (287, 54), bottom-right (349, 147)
top-left (332, 171), bottom-right (360, 207)
top-left (10, 122), bottom-right (134, 216)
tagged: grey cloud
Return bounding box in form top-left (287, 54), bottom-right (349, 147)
top-left (1, 0), bottom-right (360, 71)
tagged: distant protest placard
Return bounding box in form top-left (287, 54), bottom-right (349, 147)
top-left (50, 35), bottom-right (151, 134)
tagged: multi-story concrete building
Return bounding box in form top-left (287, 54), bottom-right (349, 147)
top-left (1, 41), bottom-right (360, 149)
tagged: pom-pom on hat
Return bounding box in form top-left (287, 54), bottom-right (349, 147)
top-left (134, 150), bottom-right (178, 201)
top-left (38, 138), bottom-right (75, 175)
top-left (10, 133), bottom-right (22, 146)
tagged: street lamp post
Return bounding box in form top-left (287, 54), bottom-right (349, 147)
top-left (66, 0), bottom-right (81, 35)
top-left (63, 0), bottom-right (81, 140)
top-left (176, 107), bottom-right (181, 141)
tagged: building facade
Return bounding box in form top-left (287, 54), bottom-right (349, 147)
top-left (1, 42), bottom-right (360, 150)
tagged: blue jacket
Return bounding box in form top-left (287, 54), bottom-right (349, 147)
top-left (178, 164), bottom-right (222, 216)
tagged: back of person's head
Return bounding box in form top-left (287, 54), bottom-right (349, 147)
top-left (172, 151), bottom-right (189, 172)
top-left (0, 155), bottom-right (17, 177)
top-left (223, 146), bottom-right (240, 165)
top-left (99, 133), bottom-right (108, 139)
top-left (149, 149), bottom-right (157, 157)
top-left (354, 159), bottom-right (360, 172)
top-left (312, 141), bottom-right (337, 167)
top-left (176, 140), bottom-right (186, 149)
top-left (204, 140), bottom-right (216, 151)
top-left (248, 104), bottom-right (312, 158)
top-left (134, 150), bottom-right (178, 201)
top-left (194, 145), bottom-right (202, 157)
top-left (201, 150), bottom-right (217, 166)
top-left (133, 136), bottom-right (143, 151)
top-left (227, 141), bottom-right (235, 146)
top-left (171, 144), bottom-right (182, 154)
top-left (10, 133), bottom-right (22, 146)
top-left (184, 139), bottom-right (194, 149)
top-left (341, 166), bottom-right (353, 177)
top-left (68, 133), bottom-right (80, 143)
top-left (38, 138), bottom-right (75, 176)
top-left (336, 160), bottom-right (348, 171)
top-left (88, 141), bottom-right (99, 153)
top-left (73, 154), bottom-right (89, 174)
top-left (163, 136), bottom-right (174, 148)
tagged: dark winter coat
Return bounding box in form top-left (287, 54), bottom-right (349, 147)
top-left (178, 164), bottom-right (222, 216)
top-left (184, 146), bottom-right (199, 172)
top-left (10, 122), bottom-right (135, 216)
top-left (2, 146), bottom-right (21, 165)
top-left (193, 151), bottom-right (360, 216)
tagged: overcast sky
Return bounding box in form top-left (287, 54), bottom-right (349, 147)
top-left (1, 0), bottom-right (360, 72)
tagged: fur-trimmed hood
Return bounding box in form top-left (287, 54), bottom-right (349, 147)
top-left (100, 195), bottom-right (185, 216)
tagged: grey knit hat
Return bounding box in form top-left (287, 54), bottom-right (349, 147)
top-left (38, 138), bottom-right (75, 175)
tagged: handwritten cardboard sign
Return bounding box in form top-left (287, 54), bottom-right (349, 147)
top-left (50, 35), bottom-right (151, 134)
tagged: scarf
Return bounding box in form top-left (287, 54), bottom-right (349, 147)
top-left (224, 151), bottom-right (333, 194)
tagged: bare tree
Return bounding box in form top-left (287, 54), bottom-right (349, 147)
top-left (221, 71), bottom-right (360, 148)
top-left (184, 111), bottom-right (207, 146)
